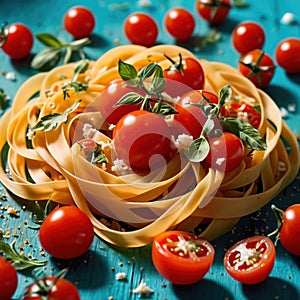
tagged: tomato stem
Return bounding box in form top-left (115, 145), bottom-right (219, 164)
top-left (268, 204), bottom-right (284, 245)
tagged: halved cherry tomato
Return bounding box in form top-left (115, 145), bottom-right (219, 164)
top-left (124, 13), bottom-right (158, 47)
top-left (172, 90), bottom-right (219, 139)
top-left (196, 0), bottom-right (231, 25)
top-left (239, 49), bottom-right (275, 89)
top-left (63, 6), bottom-right (95, 39)
top-left (152, 231), bottom-right (215, 285)
top-left (220, 101), bottom-right (261, 129)
top-left (224, 236), bottom-right (276, 284)
top-left (113, 110), bottom-right (171, 171)
top-left (275, 38), bottom-right (300, 74)
top-left (24, 275), bottom-right (80, 300)
top-left (0, 256), bottom-right (18, 300)
top-left (206, 132), bottom-right (244, 172)
top-left (39, 206), bottom-right (94, 259)
top-left (90, 79), bottom-right (143, 125)
top-left (232, 22), bottom-right (265, 55)
top-left (164, 8), bottom-right (195, 41)
top-left (163, 55), bottom-right (205, 97)
top-left (0, 23), bottom-right (33, 59)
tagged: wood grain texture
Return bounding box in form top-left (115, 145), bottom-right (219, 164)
top-left (0, 0), bottom-right (299, 299)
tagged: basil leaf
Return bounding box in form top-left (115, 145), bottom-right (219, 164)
top-left (202, 117), bottom-right (215, 136)
top-left (118, 59), bottom-right (138, 86)
top-left (138, 63), bottom-right (158, 81)
top-left (221, 117), bottom-right (267, 150)
top-left (0, 88), bottom-right (9, 112)
top-left (30, 47), bottom-right (61, 71)
top-left (114, 92), bottom-right (144, 106)
top-left (153, 101), bottom-right (178, 115)
top-left (185, 136), bottom-right (210, 162)
top-left (141, 97), bottom-right (153, 112)
top-left (36, 33), bottom-right (64, 48)
top-left (218, 85), bottom-right (232, 109)
top-left (149, 65), bottom-right (165, 94)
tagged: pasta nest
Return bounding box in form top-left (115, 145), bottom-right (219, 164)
top-left (0, 45), bottom-right (299, 247)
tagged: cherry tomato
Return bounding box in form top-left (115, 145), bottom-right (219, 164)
top-left (124, 13), bottom-right (158, 47)
top-left (152, 231), bottom-right (215, 285)
top-left (239, 49), bottom-right (275, 89)
top-left (113, 110), bottom-right (171, 171)
top-left (39, 206), bottom-right (94, 259)
top-left (220, 101), bottom-right (261, 129)
top-left (63, 6), bottom-right (95, 39)
top-left (0, 256), bottom-right (18, 300)
top-left (24, 276), bottom-right (80, 300)
top-left (206, 132), bottom-right (244, 172)
top-left (275, 204), bottom-right (300, 256)
top-left (196, 0), bottom-right (231, 25)
top-left (164, 8), bottom-right (195, 41)
top-left (232, 22), bottom-right (265, 55)
top-left (90, 79), bottom-right (143, 125)
top-left (163, 55), bottom-right (205, 97)
top-left (224, 236), bottom-right (276, 284)
top-left (0, 23), bottom-right (33, 60)
top-left (173, 90), bottom-right (219, 139)
top-left (275, 38), bottom-right (300, 74)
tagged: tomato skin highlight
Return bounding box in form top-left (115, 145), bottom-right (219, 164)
top-left (164, 8), bottom-right (195, 41)
top-left (1, 23), bottom-right (33, 60)
top-left (232, 22), bottom-right (265, 55)
top-left (39, 206), bottom-right (94, 259)
top-left (224, 236), bottom-right (276, 284)
top-left (275, 38), bottom-right (300, 74)
top-left (63, 6), bottom-right (95, 39)
top-left (113, 110), bottom-right (171, 171)
top-left (279, 204), bottom-right (300, 256)
top-left (0, 256), bottom-right (18, 300)
top-left (152, 231), bottom-right (215, 285)
top-left (24, 276), bottom-right (80, 300)
top-left (196, 0), bottom-right (231, 25)
top-left (124, 13), bottom-right (158, 47)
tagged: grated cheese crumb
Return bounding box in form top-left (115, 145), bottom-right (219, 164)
top-left (132, 280), bottom-right (154, 296)
top-left (216, 157), bottom-right (225, 166)
top-left (111, 158), bottom-right (131, 174)
top-left (115, 272), bottom-right (126, 280)
top-left (5, 72), bottom-right (16, 81)
top-left (280, 12), bottom-right (295, 24)
top-left (82, 123), bottom-right (97, 139)
top-left (174, 134), bottom-right (193, 151)
top-left (280, 107), bottom-right (288, 118)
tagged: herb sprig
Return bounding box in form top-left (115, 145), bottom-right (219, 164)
top-left (0, 88), bottom-right (9, 113)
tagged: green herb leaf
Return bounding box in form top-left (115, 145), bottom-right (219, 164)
top-left (69, 37), bottom-right (91, 50)
top-left (185, 136), bottom-right (210, 162)
top-left (31, 100), bottom-right (81, 132)
top-left (114, 92), bottom-right (144, 106)
top-left (138, 63), bottom-right (158, 82)
top-left (73, 59), bottom-right (89, 81)
top-left (30, 200), bottom-right (53, 227)
top-left (149, 65), bottom-right (165, 94)
top-left (36, 33), bottom-right (65, 48)
top-left (221, 117), bottom-right (267, 150)
top-left (153, 101), bottom-right (178, 115)
top-left (0, 88), bottom-right (9, 112)
top-left (30, 47), bottom-right (61, 70)
top-left (0, 240), bottom-right (48, 270)
top-left (233, 0), bottom-right (249, 8)
top-left (218, 85), bottom-right (232, 110)
top-left (118, 59), bottom-right (138, 86)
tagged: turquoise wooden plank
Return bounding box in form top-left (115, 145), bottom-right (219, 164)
top-left (0, 0), bottom-right (300, 299)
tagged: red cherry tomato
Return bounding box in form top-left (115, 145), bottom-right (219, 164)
top-left (163, 55), bottom-right (205, 97)
top-left (90, 79), bottom-right (143, 125)
top-left (220, 101), bottom-right (261, 129)
top-left (206, 132), bottom-right (244, 172)
top-left (196, 0), bottom-right (231, 25)
top-left (224, 236), bottom-right (276, 284)
top-left (113, 110), bottom-right (171, 171)
top-left (0, 23), bottom-right (33, 59)
top-left (173, 90), bottom-right (219, 139)
top-left (239, 49), bottom-right (275, 89)
top-left (39, 206), bottom-right (94, 259)
top-left (276, 204), bottom-right (300, 256)
top-left (152, 231), bottom-right (215, 285)
top-left (275, 38), bottom-right (300, 74)
top-left (0, 256), bottom-right (18, 300)
top-left (232, 22), bottom-right (265, 55)
top-left (63, 6), bottom-right (95, 39)
top-left (164, 8), bottom-right (195, 41)
top-left (124, 13), bottom-right (158, 47)
top-left (24, 276), bottom-right (80, 300)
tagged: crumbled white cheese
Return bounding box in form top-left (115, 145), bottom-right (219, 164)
top-left (280, 107), bottom-right (289, 118)
top-left (174, 134), bottom-right (194, 151)
top-left (137, 0), bottom-right (152, 7)
top-left (26, 128), bottom-right (34, 140)
top-left (108, 123), bottom-right (116, 131)
top-left (216, 157), bottom-right (226, 166)
top-left (82, 123), bottom-right (97, 139)
top-left (287, 103), bottom-right (296, 112)
top-left (132, 280), bottom-right (154, 296)
top-left (6, 72), bottom-right (16, 81)
top-left (111, 158), bottom-right (131, 174)
top-left (280, 12), bottom-right (295, 24)
top-left (115, 272), bottom-right (126, 280)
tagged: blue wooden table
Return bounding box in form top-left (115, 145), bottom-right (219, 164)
top-left (1, 0), bottom-right (300, 299)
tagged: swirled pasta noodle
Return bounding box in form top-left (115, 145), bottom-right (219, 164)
top-left (0, 45), bottom-right (299, 247)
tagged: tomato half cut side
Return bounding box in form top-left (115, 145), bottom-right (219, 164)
top-left (224, 236), bottom-right (276, 284)
top-left (152, 231), bottom-right (215, 285)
